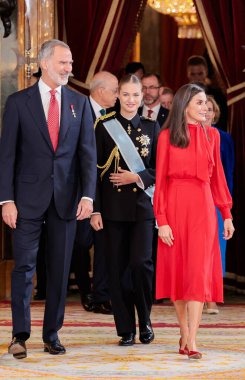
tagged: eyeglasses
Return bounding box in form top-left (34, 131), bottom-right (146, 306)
top-left (142, 86), bottom-right (160, 91)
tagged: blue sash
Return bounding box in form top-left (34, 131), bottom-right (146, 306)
top-left (103, 118), bottom-right (155, 201)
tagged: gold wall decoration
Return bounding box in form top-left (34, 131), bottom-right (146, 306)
top-left (23, 0), bottom-right (55, 88)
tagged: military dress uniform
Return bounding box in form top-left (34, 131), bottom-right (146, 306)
top-left (94, 111), bottom-right (160, 338)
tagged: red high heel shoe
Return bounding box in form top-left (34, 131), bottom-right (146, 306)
top-left (188, 350), bottom-right (202, 359)
top-left (179, 338), bottom-right (189, 355)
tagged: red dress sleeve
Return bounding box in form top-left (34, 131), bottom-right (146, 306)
top-left (153, 130), bottom-right (170, 226)
top-left (210, 128), bottom-right (233, 219)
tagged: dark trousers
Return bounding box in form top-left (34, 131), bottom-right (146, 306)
top-left (152, 226), bottom-right (158, 298)
top-left (11, 197), bottom-right (76, 342)
top-left (71, 219), bottom-right (93, 299)
top-left (93, 229), bottom-right (110, 303)
top-left (72, 219), bottom-right (110, 303)
top-left (35, 223), bottom-right (47, 297)
top-left (104, 219), bottom-right (154, 336)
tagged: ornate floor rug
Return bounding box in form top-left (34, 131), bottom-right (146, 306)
top-left (0, 301), bottom-right (244, 379)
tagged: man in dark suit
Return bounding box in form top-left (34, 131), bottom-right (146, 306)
top-left (138, 73), bottom-right (169, 127)
top-left (73, 71), bottom-right (118, 314)
top-left (0, 39), bottom-right (97, 359)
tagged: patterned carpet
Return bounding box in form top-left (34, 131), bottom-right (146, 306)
top-left (0, 300), bottom-right (245, 379)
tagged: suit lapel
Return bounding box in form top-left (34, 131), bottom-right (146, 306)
top-left (59, 87), bottom-right (73, 145)
top-left (26, 82), bottom-right (54, 152)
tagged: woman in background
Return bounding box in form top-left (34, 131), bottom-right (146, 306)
top-left (154, 84), bottom-right (234, 359)
top-left (204, 95), bottom-right (235, 314)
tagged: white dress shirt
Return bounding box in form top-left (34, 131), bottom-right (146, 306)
top-left (38, 78), bottom-right (62, 124)
top-left (142, 103), bottom-right (161, 121)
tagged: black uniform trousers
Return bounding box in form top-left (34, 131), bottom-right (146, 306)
top-left (93, 229), bottom-right (110, 303)
top-left (11, 196), bottom-right (76, 343)
top-left (104, 219), bottom-right (154, 336)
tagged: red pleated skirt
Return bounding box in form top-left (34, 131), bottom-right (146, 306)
top-left (156, 178), bottom-right (223, 302)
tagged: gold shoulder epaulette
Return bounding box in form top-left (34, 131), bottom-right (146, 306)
top-left (94, 111), bottom-right (116, 130)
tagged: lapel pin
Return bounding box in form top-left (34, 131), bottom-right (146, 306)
top-left (70, 104), bottom-right (76, 118)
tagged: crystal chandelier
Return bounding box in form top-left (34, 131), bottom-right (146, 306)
top-left (148, 0), bottom-right (202, 39)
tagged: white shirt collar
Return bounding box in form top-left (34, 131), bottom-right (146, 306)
top-left (89, 96), bottom-right (104, 119)
top-left (142, 103), bottom-right (161, 120)
top-left (38, 78), bottom-right (62, 95)
top-left (144, 103), bottom-right (161, 113)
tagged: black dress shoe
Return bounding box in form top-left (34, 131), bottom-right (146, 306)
top-left (119, 333), bottom-right (136, 346)
top-left (139, 321), bottom-right (154, 344)
top-left (93, 301), bottom-right (113, 315)
top-left (44, 339), bottom-right (66, 355)
top-left (81, 294), bottom-right (95, 312)
top-left (8, 337), bottom-right (27, 359)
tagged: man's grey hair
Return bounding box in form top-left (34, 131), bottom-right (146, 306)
top-left (38, 39), bottom-right (70, 64)
top-left (90, 71), bottom-right (117, 93)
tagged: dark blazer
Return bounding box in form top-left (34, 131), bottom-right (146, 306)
top-left (0, 81), bottom-right (97, 220)
top-left (138, 105), bottom-right (169, 127)
top-left (94, 112), bottom-right (160, 222)
top-left (88, 97), bottom-right (97, 122)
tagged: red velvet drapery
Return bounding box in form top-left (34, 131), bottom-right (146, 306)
top-left (195, 0), bottom-right (245, 293)
top-left (57, 0), bottom-right (146, 93)
top-left (159, 14), bottom-right (205, 92)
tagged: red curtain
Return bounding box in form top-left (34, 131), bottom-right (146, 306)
top-left (57, 0), bottom-right (146, 93)
top-left (195, 0), bottom-right (245, 293)
top-left (159, 14), bottom-right (206, 92)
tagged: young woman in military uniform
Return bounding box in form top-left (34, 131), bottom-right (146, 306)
top-left (90, 74), bottom-right (160, 346)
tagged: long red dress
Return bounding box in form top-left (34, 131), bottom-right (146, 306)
top-left (154, 124), bottom-right (232, 302)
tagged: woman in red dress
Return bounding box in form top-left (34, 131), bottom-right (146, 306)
top-left (154, 83), bottom-right (234, 359)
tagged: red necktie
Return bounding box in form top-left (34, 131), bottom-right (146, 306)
top-left (47, 90), bottom-right (59, 151)
top-left (147, 109), bottom-right (153, 118)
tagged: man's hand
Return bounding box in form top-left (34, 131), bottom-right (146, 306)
top-left (2, 202), bottom-right (18, 229)
top-left (76, 199), bottom-right (93, 220)
top-left (109, 167), bottom-right (139, 186)
top-left (90, 214), bottom-right (103, 231)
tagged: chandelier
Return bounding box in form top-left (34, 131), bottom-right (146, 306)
top-left (148, 0), bottom-right (202, 39)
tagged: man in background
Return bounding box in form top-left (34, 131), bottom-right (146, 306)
top-left (138, 73), bottom-right (169, 127)
top-left (187, 55), bottom-right (228, 131)
top-left (73, 71), bottom-right (118, 315)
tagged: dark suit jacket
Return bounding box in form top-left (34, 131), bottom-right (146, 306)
top-left (0, 81), bottom-right (97, 220)
top-left (94, 112), bottom-right (160, 222)
top-left (88, 98), bottom-right (97, 123)
top-left (138, 105), bottom-right (169, 127)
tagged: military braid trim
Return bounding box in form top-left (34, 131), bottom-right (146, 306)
top-left (94, 111), bottom-right (116, 130)
top-left (97, 146), bottom-right (120, 180)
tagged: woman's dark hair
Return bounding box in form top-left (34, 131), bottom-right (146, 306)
top-left (119, 74), bottom-right (142, 90)
top-left (163, 83), bottom-right (205, 148)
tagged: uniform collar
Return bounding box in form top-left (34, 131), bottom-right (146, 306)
top-left (117, 112), bottom-right (140, 129)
